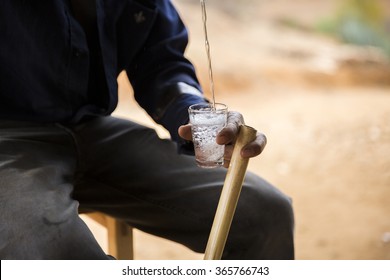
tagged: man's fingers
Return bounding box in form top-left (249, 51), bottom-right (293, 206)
top-left (222, 144), bottom-right (233, 168)
top-left (178, 124), bottom-right (192, 141)
top-left (223, 132), bottom-right (266, 165)
top-left (216, 111), bottom-right (244, 145)
top-left (241, 133), bottom-right (267, 158)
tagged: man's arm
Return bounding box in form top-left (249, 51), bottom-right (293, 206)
top-left (125, 0), bottom-right (207, 146)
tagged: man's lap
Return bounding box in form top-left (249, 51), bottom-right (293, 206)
top-left (0, 116), bottom-right (294, 259)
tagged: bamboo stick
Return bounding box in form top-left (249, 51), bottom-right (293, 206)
top-left (204, 125), bottom-right (257, 260)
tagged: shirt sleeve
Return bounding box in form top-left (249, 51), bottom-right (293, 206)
top-left (125, 0), bottom-right (208, 150)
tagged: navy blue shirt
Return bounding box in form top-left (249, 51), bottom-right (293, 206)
top-left (0, 0), bottom-right (207, 143)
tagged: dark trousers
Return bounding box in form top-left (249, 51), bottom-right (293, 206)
top-left (0, 116), bottom-right (294, 259)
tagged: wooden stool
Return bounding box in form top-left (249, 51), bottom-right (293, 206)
top-left (85, 212), bottom-right (134, 259)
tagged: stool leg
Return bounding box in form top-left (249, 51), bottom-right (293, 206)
top-left (106, 216), bottom-right (134, 260)
top-left (84, 213), bottom-right (134, 260)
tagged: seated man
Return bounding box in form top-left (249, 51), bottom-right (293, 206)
top-left (0, 0), bottom-right (294, 259)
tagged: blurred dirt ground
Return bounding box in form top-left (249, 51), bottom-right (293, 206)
top-left (83, 0), bottom-right (390, 259)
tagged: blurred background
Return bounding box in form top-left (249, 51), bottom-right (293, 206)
top-left (83, 0), bottom-right (390, 259)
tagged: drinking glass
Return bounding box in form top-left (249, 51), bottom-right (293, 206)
top-left (188, 103), bottom-right (228, 168)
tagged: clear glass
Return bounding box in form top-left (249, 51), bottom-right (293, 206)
top-left (188, 103), bottom-right (228, 168)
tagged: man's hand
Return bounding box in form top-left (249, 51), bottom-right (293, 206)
top-left (178, 111), bottom-right (267, 168)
